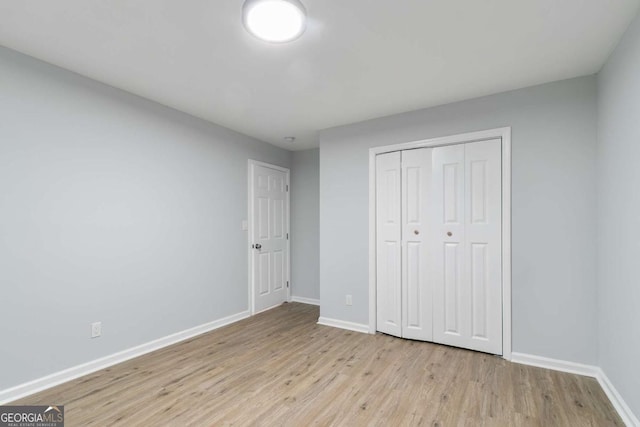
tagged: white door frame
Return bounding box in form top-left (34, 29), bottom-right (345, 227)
top-left (368, 127), bottom-right (512, 360)
top-left (248, 159), bottom-right (291, 315)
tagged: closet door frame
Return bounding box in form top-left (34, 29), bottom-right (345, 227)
top-left (368, 127), bottom-right (512, 361)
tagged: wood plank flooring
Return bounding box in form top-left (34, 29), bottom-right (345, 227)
top-left (14, 303), bottom-right (622, 426)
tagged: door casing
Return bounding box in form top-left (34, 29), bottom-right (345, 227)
top-left (248, 159), bottom-right (291, 315)
top-left (368, 127), bottom-right (512, 360)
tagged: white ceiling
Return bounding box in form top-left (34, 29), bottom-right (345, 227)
top-left (1, 1), bottom-right (638, 150)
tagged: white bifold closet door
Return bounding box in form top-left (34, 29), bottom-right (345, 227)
top-left (375, 139), bottom-right (502, 355)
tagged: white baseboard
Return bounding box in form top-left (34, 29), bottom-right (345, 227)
top-left (596, 368), bottom-right (640, 427)
top-left (290, 296), bottom-right (320, 306)
top-left (512, 352), bottom-right (638, 426)
top-left (0, 310), bottom-right (250, 405)
top-left (511, 352), bottom-right (599, 377)
top-left (317, 316), bottom-right (369, 334)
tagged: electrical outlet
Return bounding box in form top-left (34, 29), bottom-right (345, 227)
top-left (91, 322), bottom-right (102, 338)
top-left (346, 295), bottom-right (353, 306)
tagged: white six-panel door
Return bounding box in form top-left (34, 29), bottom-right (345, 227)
top-left (251, 163), bottom-right (289, 314)
top-left (376, 139), bottom-right (502, 355)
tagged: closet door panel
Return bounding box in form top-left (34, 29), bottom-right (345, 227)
top-left (401, 149), bottom-right (433, 341)
top-left (432, 144), bottom-right (467, 344)
top-left (376, 152), bottom-right (402, 337)
top-left (464, 139), bottom-right (502, 354)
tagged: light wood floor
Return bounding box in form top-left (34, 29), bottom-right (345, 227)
top-left (15, 303), bottom-right (621, 426)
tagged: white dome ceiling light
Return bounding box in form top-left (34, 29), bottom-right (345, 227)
top-left (242, 0), bottom-right (307, 43)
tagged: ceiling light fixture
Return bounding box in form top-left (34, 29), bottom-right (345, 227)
top-left (242, 0), bottom-right (306, 43)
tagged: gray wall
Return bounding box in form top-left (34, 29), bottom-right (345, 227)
top-left (319, 76), bottom-right (598, 364)
top-left (0, 47), bottom-right (290, 390)
top-left (597, 10), bottom-right (640, 417)
top-left (290, 149), bottom-right (320, 301)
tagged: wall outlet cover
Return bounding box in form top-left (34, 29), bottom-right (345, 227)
top-left (91, 322), bottom-right (102, 338)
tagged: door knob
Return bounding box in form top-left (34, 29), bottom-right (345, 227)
top-left (447, 232), bottom-right (452, 237)
top-left (414, 230), bottom-right (420, 235)
top-left (254, 243), bottom-right (262, 249)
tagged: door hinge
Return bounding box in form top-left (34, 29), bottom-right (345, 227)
top-left (287, 281), bottom-right (289, 288)
top-left (286, 233), bottom-right (289, 240)
top-left (286, 184), bottom-right (289, 192)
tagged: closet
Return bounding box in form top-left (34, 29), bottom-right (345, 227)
top-left (375, 139), bottom-right (502, 355)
